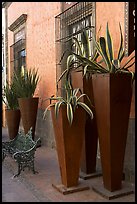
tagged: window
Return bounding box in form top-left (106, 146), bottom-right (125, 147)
top-left (55, 2), bottom-right (96, 93)
top-left (70, 15), bottom-right (94, 59)
top-left (9, 14), bottom-right (27, 75)
top-left (10, 38), bottom-right (26, 74)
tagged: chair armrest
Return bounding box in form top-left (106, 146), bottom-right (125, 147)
top-left (13, 140), bottom-right (39, 162)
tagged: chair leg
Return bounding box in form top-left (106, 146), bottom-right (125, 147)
top-left (31, 160), bottom-right (38, 174)
top-left (2, 151), bottom-right (6, 161)
top-left (14, 163), bottom-right (22, 177)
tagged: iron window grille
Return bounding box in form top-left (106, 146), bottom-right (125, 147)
top-left (55, 2), bottom-right (96, 94)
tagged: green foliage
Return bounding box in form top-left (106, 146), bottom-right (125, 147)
top-left (2, 80), bottom-right (19, 110)
top-left (43, 80), bottom-right (93, 125)
top-left (92, 23), bottom-right (135, 76)
top-left (43, 29), bottom-right (96, 125)
top-left (57, 23), bottom-right (135, 84)
top-left (13, 68), bottom-right (39, 98)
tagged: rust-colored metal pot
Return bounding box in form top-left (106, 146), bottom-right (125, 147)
top-left (51, 105), bottom-right (86, 188)
top-left (18, 97), bottom-right (39, 140)
top-left (5, 109), bottom-right (21, 140)
top-left (92, 73), bottom-right (133, 192)
top-left (80, 76), bottom-right (99, 175)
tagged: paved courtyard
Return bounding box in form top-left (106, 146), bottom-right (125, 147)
top-left (2, 128), bottom-right (135, 202)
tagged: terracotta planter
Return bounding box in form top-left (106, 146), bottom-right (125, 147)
top-left (92, 73), bottom-right (133, 191)
top-left (51, 105), bottom-right (86, 188)
top-left (18, 97), bottom-right (39, 140)
top-left (80, 76), bottom-right (99, 176)
top-left (5, 109), bottom-right (21, 140)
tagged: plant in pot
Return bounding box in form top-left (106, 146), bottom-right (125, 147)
top-left (57, 28), bottom-right (105, 179)
top-left (2, 79), bottom-right (21, 140)
top-left (82, 22), bottom-right (134, 196)
top-left (57, 23), bottom-right (135, 196)
top-left (43, 76), bottom-right (94, 194)
top-left (13, 68), bottom-right (40, 140)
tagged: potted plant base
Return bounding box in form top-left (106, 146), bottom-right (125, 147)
top-left (18, 97), bottom-right (39, 140)
top-left (92, 181), bottom-right (134, 200)
top-left (5, 109), bottom-right (21, 140)
top-left (80, 77), bottom-right (102, 180)
top-left (51, 105), bottom-right (89, 194)
top-left (91, 73), bottom-right (134, 198)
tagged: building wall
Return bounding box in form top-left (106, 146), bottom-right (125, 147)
top-left (7, 2), bottom-right (62, 152)
top-left (8, 2), bottom-right (61, 108)
top-left (6, 2), bottom-right (135, 183)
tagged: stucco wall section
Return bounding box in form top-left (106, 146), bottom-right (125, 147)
top-left (8, 2), bottom-right (61, 108)
top-left (96, 2), bottom-right (125, 53)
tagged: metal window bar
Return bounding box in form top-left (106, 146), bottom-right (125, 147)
top-left (55, 2), bottom-right (96, 95)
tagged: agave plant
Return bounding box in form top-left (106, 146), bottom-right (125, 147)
top-left (43, 79), bottom-right (93, 125)
top-left (57, 23), bottom-right (135, 85)
top-left (65, 27), bottom-right (107, 75)
top-left (57, 28), bottom-right (107, 86)
top-left (13, 68), bottom-right (39, 98)
top-left (2, 80), bottom-right (19, 110)
top-left (91, 23), bottom-right (135, 76)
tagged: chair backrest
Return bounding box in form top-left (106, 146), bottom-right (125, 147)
top-left (13, 128), bottom-right (36, 151)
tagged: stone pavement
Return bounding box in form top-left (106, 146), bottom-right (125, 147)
top-left (2, 128), bottom-right (135, 202)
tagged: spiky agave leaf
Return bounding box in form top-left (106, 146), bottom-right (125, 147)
top-left (106, 22), bottom-right (114, 65)
top-left (77, 101), bottom-right (93, 119)
top-left (3, 80), bottom-right (19, 110)
top-left (77, 93), bottom-right (93, 107)
top-left (13, 68), bottom-right (39, 98)
top-left (121, 55), bottom-right (135, 69)
top-left (67, 54), bottom-right (75, 69)
top-left (57, 69), bottom-right (68, 85)
top-left (43, 103), bottom-right (55, 120)
top-left (99, 37), bottom-right (111, 71)
top-left (72, 36), bottom-right (83, 56)
top-left (111, 59), bottom-right (121, 71)
top-left (71, 95), bottom-right (77, 110)
top-left (55, 101), bottom-right (65, 119)
top-left (117, 22), bottom-right (125, 62)
top-left (73, 88), bottom-right (80, 96)
top-left (83, 64), bottom-right (89, 77)
top-left (72, 51), bottom-right (109, 73)
top-left (67, 103), bottom-right (73, 125)
top-left (81, 29), bottom-right (90, 59)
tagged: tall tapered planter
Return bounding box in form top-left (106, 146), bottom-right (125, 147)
top-left (80, 76), bottom-right (100, 178)
top-left (92, 73), bottom-right (133, 192)
top-left (5, 109), bottom-right (21, 140)
top-left (51, 105), bottom-right (89, 194)
top-left (18, 97), bottom-right (39, 140)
